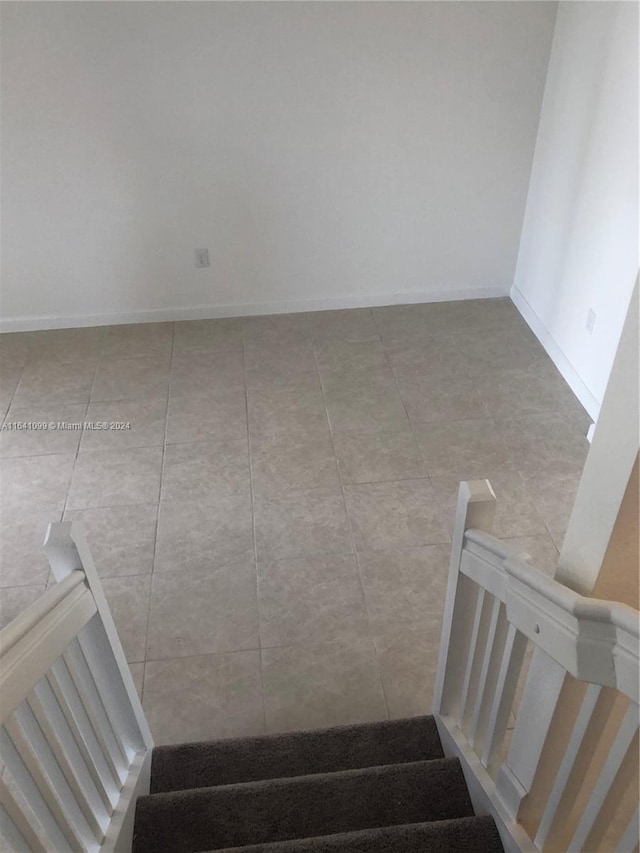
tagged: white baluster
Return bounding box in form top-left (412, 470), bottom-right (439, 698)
top-left (569, 702), bottom-right (639, 851)
top-left (481, 622), bottom-right (527, 776)
top-left (433, 480), bottom-right (496, 718)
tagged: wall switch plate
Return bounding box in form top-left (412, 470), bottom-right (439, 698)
top-left (586, 308), bottom-right (596, 335)
top-left (194, 248), bottom-right (210, 268)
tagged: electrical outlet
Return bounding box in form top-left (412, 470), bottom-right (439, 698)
top-left (586, 308), bottom-right (596, 335)
top-left (194, 248), bottom-right (210, 268)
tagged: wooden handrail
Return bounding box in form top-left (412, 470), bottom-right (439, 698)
top-left (466, 528), bottom-right (640, 637)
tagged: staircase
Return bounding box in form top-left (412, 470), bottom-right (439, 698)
top-left (2, 489), bottom-right (637, 852)
top-left (131, 716), bottom-right (504, 852)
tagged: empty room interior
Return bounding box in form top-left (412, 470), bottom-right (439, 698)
top-left (0, 2), bottom-right (638, 851)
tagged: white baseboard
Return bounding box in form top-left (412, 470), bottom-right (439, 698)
top-left (510, 284), bottom-right (600, 421)
top-left (0, 285), bottom-right (507, 333)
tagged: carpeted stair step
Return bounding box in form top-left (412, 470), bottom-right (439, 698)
top-left (133, 756), bottom-right (473, 853)
top-left (210, 815), bottom-right (504, 852)
top-left (151, 715), bottom-right (443, 794)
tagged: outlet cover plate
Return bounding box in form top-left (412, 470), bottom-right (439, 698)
top-left (194, 248), bottom-right (210, 268)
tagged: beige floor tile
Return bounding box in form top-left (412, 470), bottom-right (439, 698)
top-left (0, 397), bottom-right (13, 421)
top-left (414, 417), bottom-right (512, 477)
top-left (307, 308), bottom-right (378, 344)
top-left (0, 453), bottom-right (75, 510)
top-left (0, 366), bottom-right (23, 417)
top-left (374, 619), bottom-right (441, 719)
top-left (0, 332), bottom-right (31, 368)
top-left (373, 304), bottom-right (455, 345)
top-left (344, 479), bottom-right (449, 551)
top-left (12, 360), bottom-right (97, 408)
top-left (242, 314), bottom-right (310, 349)
top-left (258, 554), bottom-right (368, 648)
top-left (398, 375), bottom-right (488, 424)
top-left (519, 460), bottom-right (583, 537)
top-left (386, 339), bottom-right (466, 381)
top-left (154, 494), bottom-right (254, 573)
top-left (431, 464), bottom-right (547, 538)
top-left (63, 504), bottom-right (157, 578)
top-left (359, 545), bottom-right (450, 633)
top-left (102, 574), bottom-right (151, 663)
top-left (91, 357), bottom-right (170, 402)
top-left (67, 446), bottom-right (163, 509)
top-left (1, 403), bottom-right (87, 458)
top-left (314, 341), bottom-right (389, 390)
top-left (248, 387), bottom-right (330, 441)
top-left (0, 585), bottom-right (48, 630)
top-left (324, 378), bottom-right (410, 435)
top-left (169, 351), bottom-right (245, 397)
top-left (262, 638), bottom-right (387, 733)
top-left (166, 389), bottom-right (247, 445)
top-left (502, 533), bottom-right (559, 576)
top-left (496, 411), bottom-right (589, 475)
top-left (251, 434), bottom-right (340, 496)
top-left (434, 298), bottom-right (524, 333)
top-left (0, 503), bottom-right (62, 588)
top-left (173, 318), bottom-right (243, 354)
top-left (143, 651), bottom-right (264, 745)
top-left (254, 489), bottom-right (352, 561)
top-left (25, 327), bottom-right (106, 364)
top-left (333, 429), bottom-right (426, 484)
top-left (80, 398), bottom-right (167, 451)
top-left (474, 368), bottom-right (565, 421)
top-left (454, 327), bottom-right (545, 373)
top-left (161, 439), bottom-right (250, 502)
top-left (244, 343), bottom-right (320, 391)
top-left (542, 369), bottom-right (592, 432)
top-left (101, 323), bottom-right (173, 359)
top-left (146, 561), bottom-right (259, 660)
top-left (548, 528), bottom-right (565, 552)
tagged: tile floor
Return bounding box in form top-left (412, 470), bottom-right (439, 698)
top-left (0, 299), bottom-right (591, 744)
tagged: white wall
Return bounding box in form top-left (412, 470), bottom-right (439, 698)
top-left (0, 1), bottom-right (557, 331)
top-left (512, 1), bottom-right (638, 420)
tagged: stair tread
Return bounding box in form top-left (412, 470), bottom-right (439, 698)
top-left (210, 815), bottom-right (504, 852)
top-left (151, 715), bottom-right (443, 794)
top-left (133, 757), bottom-right (474, 853)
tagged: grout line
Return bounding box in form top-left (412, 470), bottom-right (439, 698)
top-left (60, 400), bottom-right (97, 521)
top-left (242, 318), bottom-right (268, 736)
top-left (140, 322), bottom-right (175, 704)
top-left (33, 331), bottom-right (111, 585)
top-left (143, 646), bottom-right (265, 665)
top-left (382, 333), bottom-right (459, 547)
top-left (311, 318), bottom-right (391, 722)
top-left (1, 361), bottom-right (26, 424)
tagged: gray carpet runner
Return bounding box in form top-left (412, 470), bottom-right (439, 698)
top-left (133, 716), bottom-right (504, 853)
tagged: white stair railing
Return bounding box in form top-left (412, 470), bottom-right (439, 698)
top-left (0, 522), bottom-right (153, 852)
top-left (433, 480), bottom-right (639, 853)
